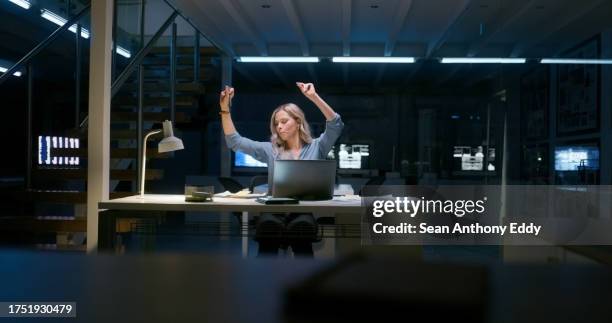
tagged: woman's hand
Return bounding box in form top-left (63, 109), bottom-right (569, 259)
top-left (296, 82), bottom-right (318, 101)
top-left (219, 85), bottom-right (234, 111)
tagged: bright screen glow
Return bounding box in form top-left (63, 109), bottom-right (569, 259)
top-left (555, 146), bottom-right (599, 171)
top-left (234, 151), bottom-right (267, 168)
top-left (338, 144), bottom-right (369, 169)
top-left (453, 146), bottom-right (495, 171)
top-left (38, 135), bottom-right (80, 166)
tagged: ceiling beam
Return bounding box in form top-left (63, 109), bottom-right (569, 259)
top-left (217, 0), bottom-right (296, 88)
top-left (510, 0), bottom-right (606, 57)
top-left (384, 0), bottom-right (414, 56)
top-left (425, 0), bottom-right (472, 58)
top-left (467, 0), bottom-right (536, 57)
top-left (280, 0), bottom-right (318, 84)
top-left (375, 0), bottom-right (414, 87)
top-left (178, 0), bottom-right (235, 56)
top-left (281, 0), bottom-right (309, 56)
top-left (341, 0), bottom-right (352, 56)
top-left (218, 0), bottom-right (268, 55)
top-left (341, 0), bottom-right (351, 89)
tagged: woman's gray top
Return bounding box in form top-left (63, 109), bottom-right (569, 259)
top-left (224, 113), bottom-right (345, 192)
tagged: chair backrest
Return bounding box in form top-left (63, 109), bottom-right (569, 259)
top-left (218, 177), bottom-right (244, 193)
top-left (359, 176), bottom-right (386, 196)
top-left (249, 175), bottom-right (268, 193)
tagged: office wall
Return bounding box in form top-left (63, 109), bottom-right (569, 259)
top-left (515, 31), bottom-right (612, 185)
top-left (129, 29), bottom-right (612, 192)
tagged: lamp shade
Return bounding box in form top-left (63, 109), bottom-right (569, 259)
top-left (158, 120), bottom-right (184, 153)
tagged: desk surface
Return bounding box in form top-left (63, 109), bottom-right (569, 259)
top-left (99, 194), bottom-right (363, 213)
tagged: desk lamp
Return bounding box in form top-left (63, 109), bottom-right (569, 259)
top-left (140, 120), bottom-right (184, 198)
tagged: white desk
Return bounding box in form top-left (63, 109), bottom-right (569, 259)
top-left (98, 194), bottom-right (364, 256)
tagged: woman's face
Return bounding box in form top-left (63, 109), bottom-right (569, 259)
top-left (274, 110), bottom-right (299, 141)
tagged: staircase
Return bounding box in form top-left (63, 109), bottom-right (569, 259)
top-left (6, 46), bottom-right (219, 249)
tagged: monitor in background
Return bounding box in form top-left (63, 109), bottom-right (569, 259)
top-left (38, 135), bottom-right (81, 167)
top-left (233, 151), bottom-right (267, 173)
top-left (338, 144), bottom-right (370, 169)
top-left (272, 160), bottom-right (336, 200)
top-left (452, 146), bottom-right (496, 171)
top-left (234, 151), bottom-right (267, 168)
top-left (554, 146), bottom-right (599, 171)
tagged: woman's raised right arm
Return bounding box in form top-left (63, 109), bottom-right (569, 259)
top-left (220, 85), bottom-right (237, 135)
top-left (219, 86), bottom-right (272, 163)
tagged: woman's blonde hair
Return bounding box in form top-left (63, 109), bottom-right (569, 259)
top-left (270, 103), bottom-right (312, 155)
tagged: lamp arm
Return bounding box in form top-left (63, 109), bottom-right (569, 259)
top-left (140, 129), bottom-right (162, 197)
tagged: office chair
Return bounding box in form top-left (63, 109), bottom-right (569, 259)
top-left (217, 177), bottom-right (247, 227)
top-left (249, 175), bottom-right (268, 193)
top-left (359, 176), bottom-right (386, 196)
top-left (217, 177), bottom-right (244, 193)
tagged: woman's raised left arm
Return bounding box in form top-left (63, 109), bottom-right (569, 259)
top-left (296, 82), bottom-right (336, 121)
top-left (296, 82), bottom-right (344, 155)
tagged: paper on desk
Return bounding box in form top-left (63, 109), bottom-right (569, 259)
top-left (214, 189), bottom-right (266, 199)
top-left (333, 195), bottom-right (362, 202)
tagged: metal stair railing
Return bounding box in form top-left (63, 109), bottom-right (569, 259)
top-left (0, 5), bottom-right (91, 86)
top-left (80, 0), bottom-right (222, 193)
top-left (110, 11), bottom-right (179, 98)
top-left (0, 4), bottom-right (91, 192)
top-left (1, 0), bottom-right (221, 197)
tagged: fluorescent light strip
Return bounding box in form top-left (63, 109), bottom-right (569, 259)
top-left (116, 46), bottom-right (131, 58)
top-left (68, 24), bottom-right (90, 39)
top-left (41, 8), bottom-right (131, 59)
top-left (441, 57), bottom-right (526, 64)
top-left (237, 56), bottom-right (319, 63)
top-left (332, 57), bottom-right (415, 63)
top-left (540, 58), bottom-right (612, 65)
top-left (0, 66), bottom-right (22, 77)
top-left (9, 0), bottom-right (31, 9)
top-left (40, 9), bottom-right (67, 27)
top-left (40, 9), bottom-right (89, 39)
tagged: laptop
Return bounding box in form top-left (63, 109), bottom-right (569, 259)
top-left (271, 160), bottom-right (336, 200)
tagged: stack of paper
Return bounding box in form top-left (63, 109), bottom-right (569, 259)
top-left (214, 189), bottom-right (266, 198)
